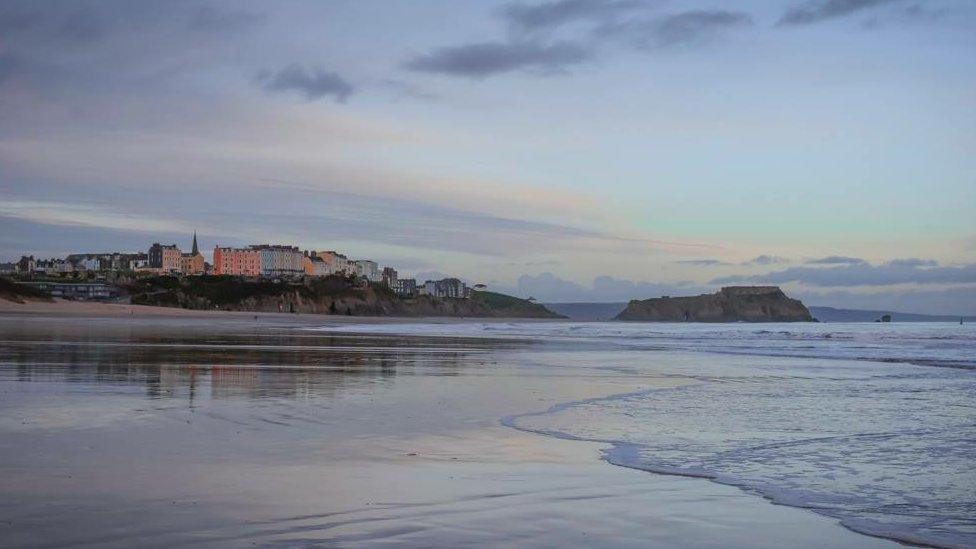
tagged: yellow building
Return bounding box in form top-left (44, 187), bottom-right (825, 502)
top-left (180, 232), bottom-right (205, 275)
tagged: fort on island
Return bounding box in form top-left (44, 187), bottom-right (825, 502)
top-left (615, 286), bottom-right (815, 322)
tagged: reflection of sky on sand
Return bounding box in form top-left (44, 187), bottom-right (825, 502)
top-left (0, 317), bottom-right (898, 548)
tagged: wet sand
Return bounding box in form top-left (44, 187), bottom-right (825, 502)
top-left (0, 314), bottom-right (896, 547)
top-left (0, 298), bottom-right (561, 325)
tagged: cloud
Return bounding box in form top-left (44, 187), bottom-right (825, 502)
top-left (0, 200), bottom-right (197, 235)
top-left (805, 255), bottom-right (866, 265)
top-left (404, 41), bottom-right (590, 78)
top-left (404, 5), bottom-right (753, 80)
top-left (798, 287), bottom-right (976, 316)
top-left (517, 272), bottom-right (705, 301)
top-left (188, 6), bottom-right (265, 32)
top-left (886, 258), bottom-right (938, 267)
top-left (501, 0), bottom-right (646, 32)
top-left (778, 0), bottom-right (904, 26)
top-left (0, 178), bottom-right (686, 262)
top-left (746, 254), bottom-right (788, 266)
top-left (676, 255), bottom-right (788, 267)
top-left (677, 259), bottom-right (729, 266)
top-left (376, 79), bottom-right (440, 101)
top-left (628, 10), bottom-right (754, 49)
top-left (258, 64), bottom-right (354, 102)
top-left (712, 260), bottom-right (976, 287)
top-left (0, 1), bottom-right (268, 95)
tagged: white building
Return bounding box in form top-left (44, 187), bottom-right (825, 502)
top-left (252, 245), bottom-right (305, 277)
top-left (421, 278), bottom-right (469, 299)
top-left (312, 251), bottom-right (349, 275)
top-left (303, 254), bottom-right (331, 277)
top-left (351, 259), bottom-right (379, 281)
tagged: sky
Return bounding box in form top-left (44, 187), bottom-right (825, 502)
top-left (1, 0), bottom-right (974, 314)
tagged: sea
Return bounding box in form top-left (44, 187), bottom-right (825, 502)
top-left (314, 321), bottom-right (976, 548)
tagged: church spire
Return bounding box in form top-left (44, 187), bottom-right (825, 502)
top-left (191, 231), bottom-right (199, 255)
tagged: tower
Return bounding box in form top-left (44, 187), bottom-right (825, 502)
top-left (191, 232), bottom-right (199, 256)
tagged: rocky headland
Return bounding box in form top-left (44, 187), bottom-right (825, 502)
top-left (615, 286), bottom-right (815, 322)
top-left (126, 275), bottom-right (564, 318)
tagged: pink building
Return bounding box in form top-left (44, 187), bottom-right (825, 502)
top-left (213, 246), bottom-right (261, 276)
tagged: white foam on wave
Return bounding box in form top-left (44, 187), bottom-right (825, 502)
top-left (310, 321), bottom-right (976, 369)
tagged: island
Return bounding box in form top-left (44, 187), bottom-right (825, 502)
top-left (615, 286), bottom-right (815, 322)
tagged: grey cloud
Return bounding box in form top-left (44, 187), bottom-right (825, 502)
top-left (405, 5), bottom-right (753, 80)
top-left (501, 0), bottom-right (646, 31)
top-left (377, 79), bottom-right (439, 101)
top-left (747, 255), bottom-right (788, 266)
top-left (806, 255), bottom-right (866, 264)
top-left (798, 286), bottom-right (976, 316)
top-left (778, 0), bottom-right (903, 26)
top-left (258, 64), bottom-right (354, 102)
top-left (58, 8), bottom-right (107, 43)
top-left (677, 255), bottom-right (787, 267)
top-left (633, 10), bottom-right (753, 49)
top-left (0, 1), bottom-right (268, 94)
top-left (862, 4), bottom-right (945, 29)
top-left (0, 179), bottom-right (654, 261)
top-left (712, 260), bottom-right (976, 287)
top-left (404, 41), bottom-right (590, 78)
top-left (886, 258), bottom-right (938, 267)
top-left (188, 6), bottom-right (266, 32)
top-left (517, 272), bottom-right (706, 301)
top-left (677, 259), bottom-right (729, 266)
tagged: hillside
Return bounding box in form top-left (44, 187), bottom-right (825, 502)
top-left (615, 286), bottom-right (814, 322)
top-left (126, 275), bottom-right (564, 318)
top-left (0, 277), bottom-right (53, 304)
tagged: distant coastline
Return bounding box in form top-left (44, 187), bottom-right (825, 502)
top-left (546, 302), bottom-right (974, 323)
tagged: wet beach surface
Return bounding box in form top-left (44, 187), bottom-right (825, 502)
top-left (0, 314), bottom-right (898, 548)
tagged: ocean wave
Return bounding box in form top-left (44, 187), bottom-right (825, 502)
top-left (309, 322), bottom-right (976, 370)
top-left (503, 368), bottom-right (976, 549)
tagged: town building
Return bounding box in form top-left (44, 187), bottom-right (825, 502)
top-left (421, 278), bottom-right (469, 299)
top-left (252, 245), bottom-right (305, 277)
top-left (148, 244), bottom-right (182, 272)
top-left (17, 255), bottom-right (35, 273)
top-left (381, 267), bottom-right (398, 287)
top-left (311, 251), bottom-right (349, 275)
top-left (129, 253), bottom-right (150, 270)
top-left (180, 233), bottom-right (205, 275)
top-left (213, 246), bottom-right (261, 276)
top-left (352, 259), bottom-right (379, 281)
top-left (34, 258), bottom-right (75, 274)
top-left (303, 253), bottom-right (331, 277)
top-left (393, 278), bottom-right (417, 297)
top-left (59, 252), bottom-right (149, 273)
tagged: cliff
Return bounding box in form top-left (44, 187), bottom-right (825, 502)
top-left (614, 286), bottom-right (814, 322)
top-left (127, 275), bottom-right (564, 318)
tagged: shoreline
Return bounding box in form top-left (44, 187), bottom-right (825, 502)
top-left (503, 388), bottom-right (942, 549)
top-left (0, 312), bottom-right (907, 547)
top-left (0, 298), bottom-right (566, 325)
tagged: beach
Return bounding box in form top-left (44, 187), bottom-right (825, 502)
top-left (1, 306), bottom-right (969, 547)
